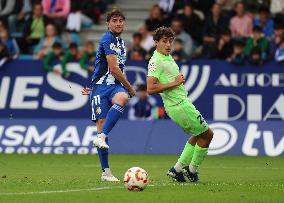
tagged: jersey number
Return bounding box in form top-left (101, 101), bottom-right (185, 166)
top-left (197, 114), bottom-right (205, 125)
top-left (93, 95), bottom-right (101, 105)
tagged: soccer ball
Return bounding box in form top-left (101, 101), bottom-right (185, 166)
top-left (123, 167), bottom-right (149, 191)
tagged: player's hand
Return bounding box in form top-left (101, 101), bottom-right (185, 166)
top-left (81, 87), bottom-right (91, 96)
top-left (175, 74), bottom-right (185, 86)
top-left (128, 86), bottom-right (136, 97)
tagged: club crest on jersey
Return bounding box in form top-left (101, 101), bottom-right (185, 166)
top-left (110, 43), bottom-right (117, 51)
top-left (148, 61), bottom-right (156, 72)
top-left (96, 107), bottom-right (102, 114)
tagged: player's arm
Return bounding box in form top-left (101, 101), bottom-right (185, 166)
top-left (147, 74), bottom-right (185, 95)
top-left (106, 54), bottom-right (135, 96)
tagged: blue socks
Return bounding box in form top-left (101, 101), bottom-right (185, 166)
top-left (102, 104), bottom-right (124, 135)
top-left (97, 104), bottom-right (124, 171)
top-left (97, 137), bottom-right (109, 171)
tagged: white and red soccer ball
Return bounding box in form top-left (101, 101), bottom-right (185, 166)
top-left (123, 167), bottom-right (149, 191)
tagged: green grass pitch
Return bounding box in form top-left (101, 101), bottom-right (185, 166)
top-left (0, 154), bottom-right (283, 203)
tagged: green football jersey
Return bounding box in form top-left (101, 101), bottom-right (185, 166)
top-left (147, 50), bottom-right (188, 107)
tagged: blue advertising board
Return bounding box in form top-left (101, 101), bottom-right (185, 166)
top-left (0, 60), bottom-right (283, 155)
top-left (0, 119), bottom-right (283, 156)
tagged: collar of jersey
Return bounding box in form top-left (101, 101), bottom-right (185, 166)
top-left (154, 50), bottom-right (172, 60)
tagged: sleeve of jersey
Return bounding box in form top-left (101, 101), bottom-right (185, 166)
top-left (102, 35), bottom-right (117, 55)
top-left (147, 59), bottom-right (161, 78)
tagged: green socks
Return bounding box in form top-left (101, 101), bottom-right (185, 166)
top-left (191, 145), bottom-right (208, 167)
top-left (175, 143), bottom-right (208, 173)
top-left (178, 142), bottom-right (195, 165)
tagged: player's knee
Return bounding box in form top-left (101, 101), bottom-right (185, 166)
top-left (114, 93), bottom-right (128, 106)
top-left (207, 128), bottom-right (214, 142)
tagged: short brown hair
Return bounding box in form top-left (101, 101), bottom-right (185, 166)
top-left (106, 9), bottom-right (126, 22)
top-left (153, 27), bottom-right (175, 41)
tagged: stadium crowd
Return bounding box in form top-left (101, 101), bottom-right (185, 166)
top-left (127, 0), bottom-right (284, 65)
top-left (0, 0), bottom-right (283, 71)
top-left (0, 0), bottom-right (111, 70)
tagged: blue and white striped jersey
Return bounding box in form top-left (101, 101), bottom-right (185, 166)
top-left (91, 31), bottom-right (127, 85)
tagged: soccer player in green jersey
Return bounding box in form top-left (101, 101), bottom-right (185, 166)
top-left (147, 27), bottom-right (214, 182)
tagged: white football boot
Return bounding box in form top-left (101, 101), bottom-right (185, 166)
top-left (101, 168), bottom-right (120, 182)
top-left (93, 133), bottom-right (109, 149)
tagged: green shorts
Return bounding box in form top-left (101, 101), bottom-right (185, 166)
top-left (165, 99), bottom-right (209, 136)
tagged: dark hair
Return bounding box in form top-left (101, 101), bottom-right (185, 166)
top-left (258, 5), bottom-right (270, 14)
top-left (274, 24), bottom-right (284, 30)
top-left (137, 84), bottom-right (147, 91)
top-left (106, 9), bottom-right (125, 22)
top-left (234, 40), bottom-right (244, 48)
top-left (253, 25), bottom-right (262, 33)
top-left (69, 42), bottom-right (78, 49)
top-left (86, 41), bottom-right (94, 46)
top-left (175, 38), bottom-right (183, 44)
top-left (221, 27), bottom-right (232, 36)
top-left (171, 17), bottom-right (183, 25)
top-left (235, 1), bottom-right (245, 8)
top-left (153, 26), bottom-right (175, 41)
top-left (133, 32), bottom-right (142, 39)
top-left (250, 47), bottom-right (261, 55)
top-left (52, 42), bottom-right (62, 49)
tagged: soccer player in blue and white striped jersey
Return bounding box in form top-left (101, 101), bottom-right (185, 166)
top-left (82, 9), bottom-right (136, 181)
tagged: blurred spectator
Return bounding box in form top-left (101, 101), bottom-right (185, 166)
top-left (202, 3), bottom-right (228, 58)
top-left (130, 50), bottom-right (145, 61)
top-left (217, 0), bottom-right (239, 14)
top-left (0, 28), bottom-right (19, 59)
top-left (61, 42), bottom-right (80, 77)
top-left (244, 26), bottom-right (269, 62)
top-left (79, 41), bottom-right (96, 73)
top-left (77, 0), bottom-right (107, 25)
top-left (33, 23), bottom-right (66, 59)
top-left (128, 32), bottom-right (147, 60)
top-left (227, 40), bottom-right (246, 65)
top-left (0, 41), bottom-right (9, 68)
top-left (22, 3), bottom-right (52, 54)
top-left (138, 25), bottom-right (155, 52)
top-left (275, 38), bottom-right (284, 62)
top-left (270, 24), bottom-right (284, 58)
top-left (171, 38), bottom-right (188, 62)
top-left (8, 0), bottom-right (32, 34)
top-left (128, 84), bottom-right (156, 120)
top-left (42, 0), bottom-right (70, 34)
top-left (248, 47), bottom-right (263, 65)
top-left (270, 0), bottom-right (284, 15)
top-left (230, 2), bottom-right (253, 39)
top-left (159, 0), bottom-right (175, 15)
top-left (254, 6), bottom-right (274, 39)
top-left (217, 28), bottom-right (234, 60)
top-left (243, 0), bottom-right (270, 15)
top-left (145, 4), bottom-right (167, 32)
top-left (43, 42), bottom-right (63, 74)
top-left (0, 0), bottom-right (15, 25)
top-left (171, 18), bottom-right (193, 56)
top-left (66, 0), bottom-right (93, 32)
top-left (177, 4), bottom-right (203, 45)
top-left (187, 0), bottom-right (215, 16)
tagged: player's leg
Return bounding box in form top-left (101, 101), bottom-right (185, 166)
top-left (95, 119), bottom-right (109, 170)
top-left (174, 136), bottom-right (197, 173)
top-left (167, 101), bottom-right (213, 182)
top-left (90, 85), bottom-right (119, 181)
top-left (184, 128), bottom-right (213, 182)
top-left (101, 86), bottom-right (128, 136)
top-left (95, 119), bottom-right (119, 181)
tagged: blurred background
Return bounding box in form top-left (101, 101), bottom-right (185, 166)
top-left (0, 0), bottom-right (283, 156)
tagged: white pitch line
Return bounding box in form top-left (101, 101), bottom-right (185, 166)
top-left (0, 185), bottom-right (157, 196)
top-left (0, 186), bottom-right (124, 196)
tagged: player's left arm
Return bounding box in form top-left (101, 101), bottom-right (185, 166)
top-left (147, 74), bottom-right (185, 95)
